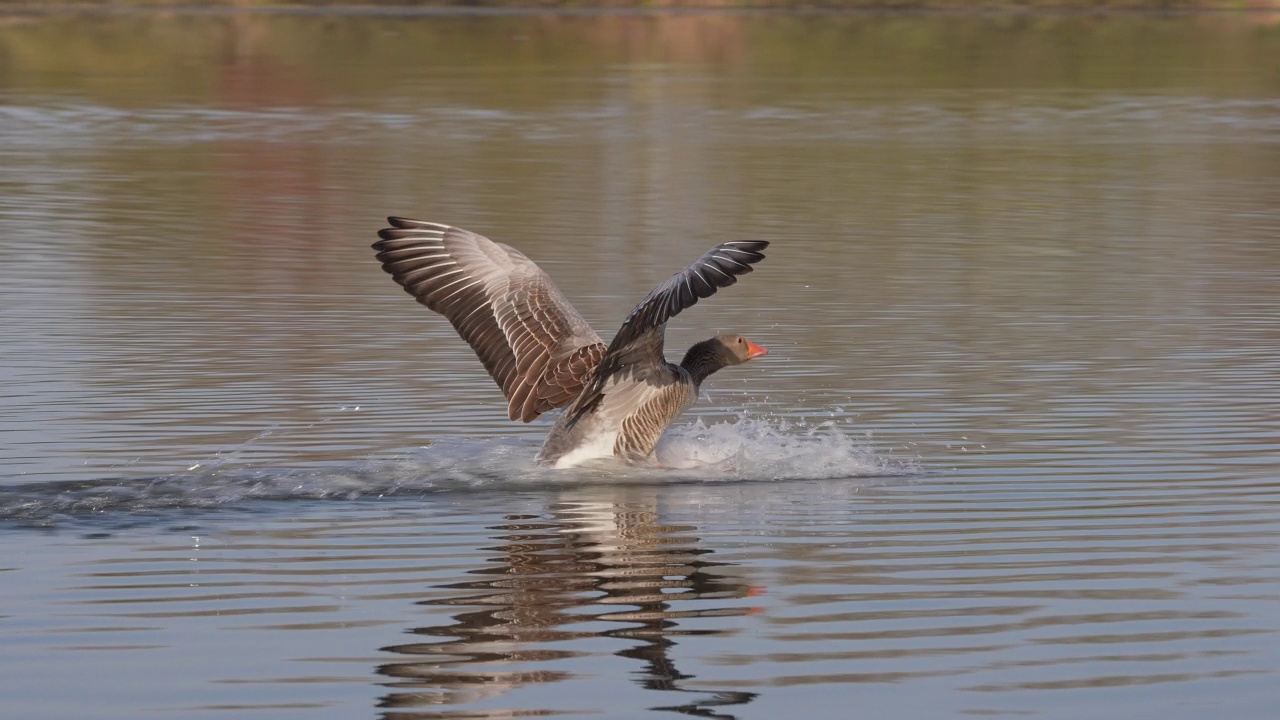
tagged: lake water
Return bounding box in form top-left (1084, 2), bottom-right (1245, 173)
top-left (2, 9), bottom-right (1279, 720)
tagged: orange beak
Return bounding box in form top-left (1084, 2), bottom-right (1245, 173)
top-left (745, 340), bottom-right (769, 360)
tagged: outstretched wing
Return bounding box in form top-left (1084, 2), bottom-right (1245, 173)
top-left (373, 218), bottom-right (607, 422)
top-left (566, 239), bottom-right (770, 423)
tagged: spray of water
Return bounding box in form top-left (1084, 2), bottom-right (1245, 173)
top-left (0, 414), bottom-right (919, 525)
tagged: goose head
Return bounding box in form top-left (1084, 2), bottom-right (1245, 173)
top-left (680, 334), bottom-right (768, 383)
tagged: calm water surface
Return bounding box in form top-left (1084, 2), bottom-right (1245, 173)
top-left (2, 10), bottom-right (1279, 720)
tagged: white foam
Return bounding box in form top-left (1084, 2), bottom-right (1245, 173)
top-left (653, 415), bottom-right (914, 480)
top-left (548, 430), bottom-right (620, 469)
top-left (0, 415), bottom-right (919, 525)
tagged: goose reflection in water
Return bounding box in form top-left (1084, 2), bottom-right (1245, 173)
top-left (376, 489), bottom-right (761, 719)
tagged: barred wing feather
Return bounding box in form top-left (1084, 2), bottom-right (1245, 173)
top-left (567, 239), bottom-right (769, 423)
top-left (372, 218), bottom-right (606, 422)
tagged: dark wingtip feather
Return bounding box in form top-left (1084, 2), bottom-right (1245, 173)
top-left (376, 228), bottom-right (427, 242)
top-left (375, 218), bottom-right (450, 249)
top-left (375, 218), bottom-right (414, 248)
top-left (728, 239), bottom-right (770, 254)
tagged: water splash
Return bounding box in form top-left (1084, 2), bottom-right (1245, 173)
top-left (0, 415), bottom-right (917, 526)
top-left (655, 415), bottom-right (909, 479)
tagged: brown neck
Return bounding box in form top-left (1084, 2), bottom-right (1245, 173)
top-left (680, 339), bottom-right (732, 385)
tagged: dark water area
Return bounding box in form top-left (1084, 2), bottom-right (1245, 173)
top-left (2, 10), bottom-right (1279, 720)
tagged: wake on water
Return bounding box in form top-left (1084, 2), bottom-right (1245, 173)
top-left (0, 415), bottom-right (920, 525)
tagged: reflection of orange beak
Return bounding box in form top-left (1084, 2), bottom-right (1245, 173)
top-left (745, 340), bottom-right (769, 360)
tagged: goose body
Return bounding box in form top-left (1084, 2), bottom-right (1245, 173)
top-left (372, 218), bottom-right (769, 467)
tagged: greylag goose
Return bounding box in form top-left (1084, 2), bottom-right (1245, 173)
top-left (372, 218), bottom-right (769, 467)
